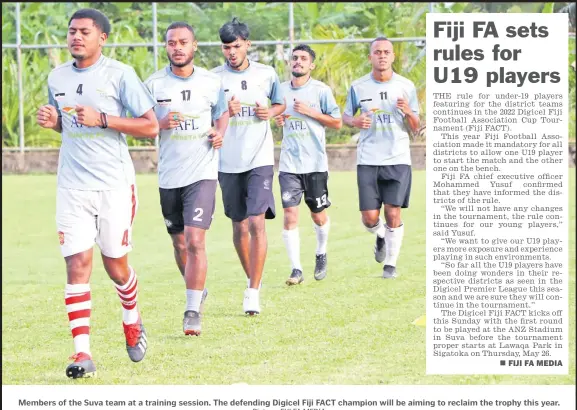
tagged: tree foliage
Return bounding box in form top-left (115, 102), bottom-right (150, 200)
top-left (1, 2), bottom-right (575, 147)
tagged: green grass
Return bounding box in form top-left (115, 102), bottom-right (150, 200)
top-left (2, 171), bottom-right (575, 385)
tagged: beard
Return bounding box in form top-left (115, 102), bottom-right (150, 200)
top-left (168, 51), bottom-right (194, 68)
top-left (292, 70), bottom-right (307, 78)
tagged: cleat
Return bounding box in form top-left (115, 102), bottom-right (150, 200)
top-left (183, 310), bottom-right (202, 336)
top-left (66, 352), bottom-right (96, 379)
top-left (374, 235), bottom-right (386, 263)
top-left (243, 288), bottom-right (260, 315)
top-left (314, 254), bottom-right (327, 281)
top-left (123, 316), bottom-right (148, 362)
top-left (382, 265), bottom-right (397, 279)
top-left (285, 269), bottom-right (304, 286)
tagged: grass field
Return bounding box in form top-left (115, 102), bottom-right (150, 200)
top-left (2, 171), bottom-right (575, 385)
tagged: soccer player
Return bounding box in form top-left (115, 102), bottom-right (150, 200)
top-left (144, 22), bottom-right (228, 336)
top-left (343, 37), bottom-right (420, 279)
top-left (36, 9), bottom-right (159, 378)
top-left (212, 18), bottom-right (285, 315)
top-left (273, 44), bottom-right (342, 285)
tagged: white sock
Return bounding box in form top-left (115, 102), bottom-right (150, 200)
top-left (384, 223), bottom-right (404, 267)
top-left (114, 266), bottom-right (139, 325)
top-left (186, 289), bottom-right (204, 313)
top-left (245, 287), bottom-right (259, 299)
top-left (247, 277), bottom-right (262, 289)
top-left (365, 217), bottom-right (386, 238)
top-left (282, 228), bottom-right (302, 270)
top-left (314, 216), bottom-right (330, 255)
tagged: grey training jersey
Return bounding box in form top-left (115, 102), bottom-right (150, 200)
top-left (145, 66), bottom-right (228, 189)
top-left (48, 54), bottom-right (155, 190)
top-left (278, 78), bottom-right (341, 174)
top-left (344, 72), bottom-right (419, 166)
top-left (211, 61), bottom-right (284, 173)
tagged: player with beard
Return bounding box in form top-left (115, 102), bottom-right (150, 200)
top-left (145, 22), bottom-right (229, 335)
top-left (212, 18), bottom-right (285, 315)
top-left (343, 37), bottom-right (420, 279)
top-left (273, 45), bottom-right (342, 285)
top-left (37, 8), bottom-right (159, 378)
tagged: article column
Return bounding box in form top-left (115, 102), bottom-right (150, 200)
top-left (426, 13), bottom-right (569, 375)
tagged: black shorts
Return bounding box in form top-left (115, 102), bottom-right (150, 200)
top-left (278, 171), bottom-right (331, 213)
top-left (357, 164), bottom-right (412, 210)
top-left (218, 165), bottom-right (276, 222)
top-left (159, 179), bottom-right (217, 234)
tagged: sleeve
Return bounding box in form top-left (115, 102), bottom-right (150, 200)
top-left (48, 86), bottom-right (61, 116)
top-left (119, 67), bottom-right (156, 118)
top-left (407, 84), bottom-right (420, 116)
top-left (320, 87), bottom-right (341, 119)
top-left (344, 85), bottom-right (358, 117)
top-left (268, 71), bottom-right (284, 105)
top-left (143, 77), bottom-right (158, 115)
top-left (212, 82), bottom-right (228, 121)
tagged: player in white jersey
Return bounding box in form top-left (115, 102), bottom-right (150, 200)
top-left (212, 18), bottom-right (286, 315)
top-left (343, 37), bottom-right (420, 279)
top-left (273, 45), bottom-right (342, 285)
top-left (145, 22), bottom-right (229, 336)
top-left (36, 9), bottom-right (159, 378)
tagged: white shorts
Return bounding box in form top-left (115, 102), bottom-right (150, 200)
top-left (56, 184), bottom-right (138, 258)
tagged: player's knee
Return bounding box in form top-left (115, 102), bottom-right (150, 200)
top-left (65, 253), bottom-right (91, 278)
top-left (283, 208), bottom-right (298, 228)
top-left (311, 211), bottom-right (326, 226)
top-left (361, 214), bottom-right (379, 228)
top-left (185, 239), bottom-right (204, 255)
top-left (184, 230), bottom-right (205, 254)
top-left (248, 217), bottom-right (266, 237)
top-left (233, 221), bottom-right (249, 239)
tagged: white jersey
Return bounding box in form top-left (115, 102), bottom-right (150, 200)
top-left (145, 66), bottom-right (228, 189)
top-left (278, 78), bottom-right (341, 174)
top-left (344, 72), bottom-right (419, 166)
top-left (48, 54), bottom-right (155, 190)
top-left (211, 61), bottom-right (284, 173)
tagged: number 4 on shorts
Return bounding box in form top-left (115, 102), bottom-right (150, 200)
top-left (121, 229), bottom-right (129, 246)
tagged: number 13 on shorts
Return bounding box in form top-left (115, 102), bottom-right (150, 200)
top-left (316, 194), bottom-right (328, 208)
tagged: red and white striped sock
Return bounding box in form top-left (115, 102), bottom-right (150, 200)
top-left (65, 283), bottom-right (91, 356)
top-left (114, 266), bottom-right (139, 325)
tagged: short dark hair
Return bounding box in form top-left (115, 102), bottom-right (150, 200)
top-left (165, 22), bottom-right (195, 41)
top-left (68, 9), bottom-right (111, 36)
top-left (219, 17), bottom-right (249, 43)
top-left (370, 36), bottom-right (393, 49)
top-left (292, 44), bottom-right (316, 62)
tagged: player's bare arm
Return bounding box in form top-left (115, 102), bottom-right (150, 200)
top-left (109, 108), bottom-right (159, 138)
top-left (343, 112), bottom-right (371, 129)
top-left (208, 111), bottom-right (229, 149)
top-left (73, 105), bottom-right (158, 137)
top-left (37, 104), bottom-right (62, 133)
top-left (293, 99), bottom-right (342, 129)
top-left (396, 97), bottom-right (420, 133)
top-left (213, 110), bottom-right (229, 138)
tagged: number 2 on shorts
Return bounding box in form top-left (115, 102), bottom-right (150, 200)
top-left (193, 208), bottom-right (203, 221)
